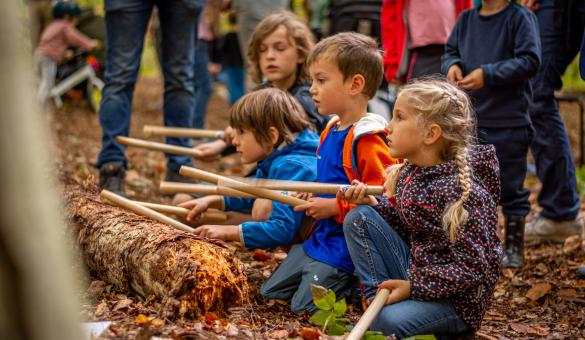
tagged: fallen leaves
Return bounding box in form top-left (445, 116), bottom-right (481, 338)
top-left (510, 322), bottom-right (550, 336)
top-left (252, 249), bottom-right (272, 261)
top-left (525, 283), bottom-right (552, 301)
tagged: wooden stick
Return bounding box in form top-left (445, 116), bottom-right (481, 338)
top-left (100, 190), bottom-right (195, 233)
top-left (159, 181), bottom-right (257, 199)
top-left (228, 177), bottom-right (384, 195)
top-left (346, 289), bottom-right (390, 340)
top-left (179, 166), bottom-right (309, 207)
top-left (143, 125), bottom-right (223, 139)
top-left (134, 201), bottom-right (227, 222)
top-left (116, 136), bottom-right (203, 158)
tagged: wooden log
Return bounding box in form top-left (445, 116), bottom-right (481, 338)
top-left (143, 125), bottom-right (223, 139)
top-left (65, 189), bottom-right (248, 318)
top-left (116, 136), bottom-right (203, 158)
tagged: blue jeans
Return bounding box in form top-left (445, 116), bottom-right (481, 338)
top-left (97, 0), bottom-right (203, 172)
top-left (344, 206), bottom-right (471, 338)
top-left (192, 39), bottom-right (212, 129)
top-left (225, 66), bottom-right (245, 105)
top-left (528, 0), bottom-right (584, 221)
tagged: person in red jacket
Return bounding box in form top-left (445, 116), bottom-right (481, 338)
top-left (380, 0), bottom-right (472, 84)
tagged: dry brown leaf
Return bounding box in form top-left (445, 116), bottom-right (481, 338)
top-left (86, 280), bottom-right (107, 297)
top-left (95, 300), bottom-right (109, 318)
top-left (510, 322), bottom-right (532, 334)
top-left (511, 323), bottom-right (550, 336)
top-left (268, 329), bottom-right (289, 339)
top-left (113, 298), bottom-right (133, 311)
top-left (557, 288), bottom-right (578, 297)
top-left (525, 283), bottom-right (552, 301)
top-left (151, 319), bottom-right (164, 328)
top-left (299, 327), bottom-right (321, 340)
top-left (252, 249), bottom-right (272, 261)
top-left (226, 323), bottom-right (239, 337)
top-left (563, 235), bottom-right (582, 254)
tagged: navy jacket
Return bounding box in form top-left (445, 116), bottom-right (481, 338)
top-left (442, 3), bottom-right (541, 128)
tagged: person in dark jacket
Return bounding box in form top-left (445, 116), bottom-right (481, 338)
top-left (442, 0), bottom-right (541, 268)
top-left (341, 79), bottom-right (502, 338)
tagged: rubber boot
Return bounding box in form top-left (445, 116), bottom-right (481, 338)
top-left (502, 216), bottom-right (525, 268)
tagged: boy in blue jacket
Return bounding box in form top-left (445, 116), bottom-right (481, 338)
top-left (442, 0), bottom-right (541, 268)
top-left (179, 88), bottom-right (319, 249)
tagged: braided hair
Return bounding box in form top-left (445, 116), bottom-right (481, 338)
top-left (386, 78), bottom-right (475, 242)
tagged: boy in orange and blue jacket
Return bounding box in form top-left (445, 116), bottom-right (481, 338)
top-left (260, 32), bottom-right (399, 314)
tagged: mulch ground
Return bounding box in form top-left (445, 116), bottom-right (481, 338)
top-left (52, 76), bottom-right (585, 339)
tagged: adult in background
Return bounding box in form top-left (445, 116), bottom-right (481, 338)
top-left (96, 0), bottom-right (203, 196)
top-left (522, 0), bottom-right (585, 243)
top-left (578, 31), bottom-right (585, 280)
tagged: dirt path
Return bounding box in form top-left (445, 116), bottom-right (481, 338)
top-left (52, 76), bottom-right (585, 339)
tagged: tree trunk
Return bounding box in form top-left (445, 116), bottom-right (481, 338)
top-left (65, 188), bottom-right (248, 318)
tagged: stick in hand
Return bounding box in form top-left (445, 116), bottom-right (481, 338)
top-left (345, 288), bottom-right (390, 340)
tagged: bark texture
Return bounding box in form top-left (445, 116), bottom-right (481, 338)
top-left (65, 189), bottom-right (248, 317)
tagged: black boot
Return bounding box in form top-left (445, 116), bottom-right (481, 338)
top-left (502, 216), bottom-right (525, 268)
top-left (99, 161), bottom-right (126, 196)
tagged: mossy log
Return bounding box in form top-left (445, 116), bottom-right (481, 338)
top-left (65, 189), bottom-right (248, 317)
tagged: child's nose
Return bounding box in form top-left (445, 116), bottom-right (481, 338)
top-left (309, 82), bottom-right (316, 94)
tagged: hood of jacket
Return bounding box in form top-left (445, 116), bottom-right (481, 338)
top-left (256, 129), bottom-right (319, 176)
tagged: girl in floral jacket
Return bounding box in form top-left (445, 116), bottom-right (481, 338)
top-left (339, 79), bottom-right (502, 338)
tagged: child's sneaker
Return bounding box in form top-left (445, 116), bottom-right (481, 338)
top-left (524, 214), bottom-right (584, 243)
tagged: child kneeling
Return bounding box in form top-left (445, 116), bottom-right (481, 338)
top-left (341, 79), bottom-right (502, 338)
top-left (179, 88), bottom-right (319, 249)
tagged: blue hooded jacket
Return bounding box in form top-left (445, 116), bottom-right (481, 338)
top-left (224, 129), bottom-right (319, 249)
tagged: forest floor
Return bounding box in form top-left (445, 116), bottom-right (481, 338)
top-left (51, 76), bottom-right (585, 339)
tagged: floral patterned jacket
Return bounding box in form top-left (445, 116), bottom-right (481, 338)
top-left (374, 144), bottom-right (502, 330)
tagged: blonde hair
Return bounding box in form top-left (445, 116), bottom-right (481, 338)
top-left (230, 87), bottom-right (312, 146)
top-left (306, 32), bottom-right (383, 98)
top-left (385, 78), bottom-right (475, 242)
top-left (247, 11), bottom-right (315, 84)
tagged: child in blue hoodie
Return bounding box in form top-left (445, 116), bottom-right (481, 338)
top-left (179, 88), bottom-right (319, 248)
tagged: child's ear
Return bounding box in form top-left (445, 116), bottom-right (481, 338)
top-left (424, 124), bottom-right (443, 145)
top-left (348, 74), bottom-right (366, 95)
top-left (268, 127), bottom-right (280, 146)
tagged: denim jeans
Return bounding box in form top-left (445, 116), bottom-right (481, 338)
top-left (528, 0), bottom-right (584, 221)
top-left (192, 39), bottom-right (212, 129)
top-left (343, 206), bottom-right (471, 338)
top-left (260, 244), bottom-right (354, 314)
top-left (97, 0), bottom-right (203, 172)
top-left (225, 66), bottom-right (245, 105)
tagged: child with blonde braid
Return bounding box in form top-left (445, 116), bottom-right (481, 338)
top-left (340, 79), bottom-right (502, 338)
